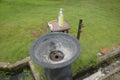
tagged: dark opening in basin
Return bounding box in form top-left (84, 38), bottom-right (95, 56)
top-left (49, 50), bottom-right (64, 61)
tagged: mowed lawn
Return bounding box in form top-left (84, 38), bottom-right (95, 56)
top-left (0, 0), bottom-right (120, 75)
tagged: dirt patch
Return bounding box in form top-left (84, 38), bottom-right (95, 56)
top-left (32, 31), bottom-right (40, 38)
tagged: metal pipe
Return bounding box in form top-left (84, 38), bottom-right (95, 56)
top-left (77, 19), bottom-right (83, 40)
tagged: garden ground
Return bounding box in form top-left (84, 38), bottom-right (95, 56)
top-left (0, 0), bottom-right (120, 77)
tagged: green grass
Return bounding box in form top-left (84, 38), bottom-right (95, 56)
top-left (0, 0), bottom-right (120, 77)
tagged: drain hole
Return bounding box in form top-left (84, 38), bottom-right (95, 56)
top-left (55, 55), bottom-right (59, 59)
top-left (49, 50), bottom-right (64, 61)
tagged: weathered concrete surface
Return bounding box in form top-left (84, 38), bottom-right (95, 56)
top-left (0, 56), bottom-right (40, 80)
